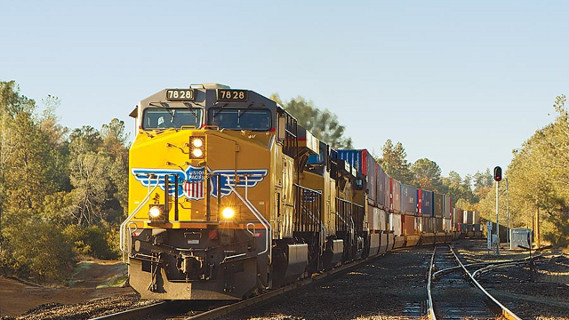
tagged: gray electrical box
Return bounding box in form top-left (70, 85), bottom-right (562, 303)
top-left (510, 228), bottom-right (532, 249)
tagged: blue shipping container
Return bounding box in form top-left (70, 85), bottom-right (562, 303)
top-left (420, 189), bottom-right (433, 217)
top-left (400, 184), bottom-right (418, 215)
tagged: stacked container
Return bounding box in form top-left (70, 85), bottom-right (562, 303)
top-left (401, 184), bottom-right (418, 215)
top-left (422, 216), bottom-right (434, 233)
top-left (464, 210), bottom-right (475, 224)
top-left (443, 195), bottom-right (451, 219)
top-left (419, 189), bottom-right (433, 217)
top-left (337, 149), bottom-right (377, 206)
top-left (384, 173), bottom-right (390, 212)
top-left (402, 214), bottom-right (416, 235)
top-left (433, 193), bottom-right (444, 217)
top-left (434, 217), bottom-right (443, 233)
top-left (391, 178), bottom-right (401, 213)
top-left (390, 213), bottom-right (402, 236)
top-left (376, 164), bottom-right (386, 209)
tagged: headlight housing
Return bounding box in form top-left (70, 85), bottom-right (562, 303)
top-left (221, 207), bottom-right (235, 220)
top-left (148, 204), bottom-right (167, 222)
top-left (189, 136), bottom-right (205, 159)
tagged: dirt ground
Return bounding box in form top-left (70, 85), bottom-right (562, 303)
top-left (0, 260), bottom-right (135, 318)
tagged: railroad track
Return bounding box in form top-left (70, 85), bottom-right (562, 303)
top-left (91, 300), bottom-right (232, 320)
top-left (427, 244), bottom-right (523, 320)
top-left (91, 250), bottom-right (393, 320)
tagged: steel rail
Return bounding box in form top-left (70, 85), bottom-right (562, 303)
top-left (448, 245), bottom-right (523, 320)
top-left (433, 253), bottom-right (541, 279)
top-left (90, 301), bottom-right (167, 320)
top-left (426, 246), bottom-right (437, 320)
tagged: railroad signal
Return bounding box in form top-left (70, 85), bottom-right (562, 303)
top-left (493, 166), bottom-right (502, 182)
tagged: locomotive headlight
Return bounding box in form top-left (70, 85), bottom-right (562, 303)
top-left (192, 138), bottom-right (203, 148)
top-left (189, 136), bottom-right (205, 159)
top-left (221, 207), bottom-right (235, 220)
top-left (148, 205), bottom-right (165, 221)
top-left (192, 148), bottom-right (203, 158)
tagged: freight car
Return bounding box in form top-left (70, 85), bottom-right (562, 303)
top-left (120, 84), bottom-right (457, 300)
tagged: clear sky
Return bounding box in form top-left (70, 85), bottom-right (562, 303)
top-left (1, 1), bottom-right (568, 177)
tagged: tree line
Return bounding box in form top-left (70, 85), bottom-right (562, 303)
top-left (477, 95), bottom-right (569, 247)
top-left (0, 81), bottom-right (129, 281)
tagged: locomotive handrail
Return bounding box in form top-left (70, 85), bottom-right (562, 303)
top-left (222, 173), bottom-right (272, 264)
top-left (120, 178), bottom-right (160, 262)
top-left (301, 205), bottom-right (327, 253)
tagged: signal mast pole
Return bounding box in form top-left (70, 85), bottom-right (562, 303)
top-left (506, 177), bottom-right (510, 244)
top-left (494, 166), bottom-right (502, 255)
top-left (496, 179), bottom-right (500, 255)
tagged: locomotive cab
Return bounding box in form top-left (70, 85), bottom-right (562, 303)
top-left (122, 84), bottom-right (284, 300)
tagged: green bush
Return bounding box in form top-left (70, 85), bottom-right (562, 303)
top-left (62, 224), bottom-right (119, 260)
top-left (3, 215), bottom-right (74, 282)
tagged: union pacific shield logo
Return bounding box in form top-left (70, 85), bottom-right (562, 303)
top-left (132, 165), bottom-right (267, 200)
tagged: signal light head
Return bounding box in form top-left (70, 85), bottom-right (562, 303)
top-left (493, 166), bottom-right (502, 182)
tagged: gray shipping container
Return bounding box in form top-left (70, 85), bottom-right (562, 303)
top-left (384, 173), bottom-right (390, 211)
top-left (443, 195), bottom-right (451, 219)
top-left (366, 152), bottom-right (377, 205)
top-left (401, 184), bottom-right (418, 215)
top-left (390, 213), bottom-right (402, 236)
top-left (422, 216), bottom-right (434, 233)
top-left (434, 217), bottom-right (444, 233)
top-left (391, 179), bottom-right (402, 213)
top-left (376, 164), bottom-right (386, 209)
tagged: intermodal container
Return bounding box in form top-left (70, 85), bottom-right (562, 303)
top-left (390, 213), bottom-right (402, 236)
top-left (400, 184), bottom-right (417, 215)
top-left (402, 214), bottom-right (416, 235)
top-left (366, 155), bottom-right (377, 205)
top-left (379, 209), bottom-right (388, 231)
top-left (433, 193), bottom-right (444, 217)
top-left (391, 178), bottom-right (402, 213)
top-left (443, 195), bottom-right (451, 219)
top-left (444, 218), bottom-right (452, 232)
top-left (384, 173), bottom-right (391, 211)
top-left (368, 205), bottom-right (388, 231)
top-left (454, 208), bottom-right (463, 226)
top-left (434, 217), bottom-right (444, 233)
top-left (422, 216), bottom-right (434, 233)
top-left (464, 210), bottom-right (474, 224)
top-left (419, 189), bottom-right (433, 217)
top-left (376, 164), bottom-right (386, 208)
top-left (337, 149), bottom-right (377, 205)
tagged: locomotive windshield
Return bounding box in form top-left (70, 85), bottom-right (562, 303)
top-left (142, 108), bottom-right (202, 130)
top-left (208, 108), bottom-right (271, 131)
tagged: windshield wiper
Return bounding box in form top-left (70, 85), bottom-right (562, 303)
top-left (238, 103), bottom-right (254, 118)
top-left (212, 104), bottom-right (229, 118)
top-left (183, 102), bottom-right (199, 121)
